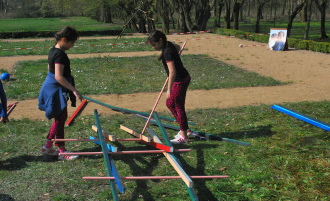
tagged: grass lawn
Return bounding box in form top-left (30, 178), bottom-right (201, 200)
top-left (0, 17), bottom-right (125, 32)
top-left (3, 55), bottom-right (284, 100)
top-left (0, 101), bottom-right (329, 200)
top-left (0, 38), bottom-right (153, 56)
top-left (0, 17), bottom-right (329, 200)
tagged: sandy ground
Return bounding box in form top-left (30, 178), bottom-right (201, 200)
top-left (2, 33), bottom-right (330, 121)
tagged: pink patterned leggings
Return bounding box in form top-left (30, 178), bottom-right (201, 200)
top-left (166, 75), bottom-right (191, 131)
top-left (46, 107), bottom-right (67, 147)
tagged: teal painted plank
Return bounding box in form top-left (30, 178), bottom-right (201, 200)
top-left (94, 110), bottom-right (124, 196)
top-left (83, 95), bottom-right (195, 125)
top-left (153, 112), bottom-right (172, 146)
top-left (136, 114), bottom-right (251, 146)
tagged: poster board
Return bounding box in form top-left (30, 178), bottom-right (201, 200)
top-left (268, 28), bottom-right (287, 51)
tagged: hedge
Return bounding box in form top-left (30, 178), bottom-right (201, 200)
top-left (215, 28), bottom-right (330, 53)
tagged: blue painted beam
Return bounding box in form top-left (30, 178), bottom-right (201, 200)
top-left (271, 104), bottom-right (330, 131)
top-left (89, 136), bottom-right (118, 152)
top-left (94, 110), bottom-right (124, 197)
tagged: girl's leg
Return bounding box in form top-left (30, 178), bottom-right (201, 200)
top-left (166, 76), bottom-right (190, 140)
top-left (46, 107), bottom-right (68, 148)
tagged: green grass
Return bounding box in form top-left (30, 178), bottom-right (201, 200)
top-left (3, 55), bottom-right (284, 100)
top-left (1, 101), bottom-right (329, 200)
top-left (0, 17), bottom-right (124, 32)
top-left (0, 38), bottom-right (153, 56)
top-left (0, 17), bottom-right (329, 200)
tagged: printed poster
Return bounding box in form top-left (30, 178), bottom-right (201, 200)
top-left (268, 28), bottom-right (287, 51)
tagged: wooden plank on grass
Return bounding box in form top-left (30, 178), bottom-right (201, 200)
top-left (89, 136), bottom-right (118, 152)
top-left (138, 114), bottom-right (251, 146)
top-left (120, 125), bottom-right (151, 142)
top-left (92, 125), bottom-right (116, 141)
top-left (148, 128), bottom-right (193, 188)
top-left (94, 110), bottom-right (124, 196)
top-left (82, 95), bottom-right (195, 124)
top-left (65, 99), bottom-right (88, 126)
top-left (83, 175), bottom-right (228, 180)
top-left (121, 125), bottom-right (173, 152)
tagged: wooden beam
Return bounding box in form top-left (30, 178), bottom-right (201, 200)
top-left (121, 125), bottom-right (173, 152)
top-left (93, 110), bottom-right (123, 196)
top-left (89, 136), bottom-right (118, 152)
top-left (65, 99), bottom-right (88, 126)
top-left (92, 125), bottom-right (116, 141)
top-left (52, 138), bottom-right (140, 142)
top-left (120, 125), bottom-right (151, 142)
top-left (83, 175), bottom-right (228, 180)
top-left (83, 95), bottom-right (191, 123)
top-left (148, 128), bottom-right (193, 188)
top-left (137, 114), bottom-right (251, 146)
top-left (59, 149), bottom-right (191, 155)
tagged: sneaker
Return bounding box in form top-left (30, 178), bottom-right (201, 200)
top-left (187, 130), bottom-right (193, 136)
top-left (170, 136), bottom-right (188, 144)
top-left (174, 131), bottom-right (182, 139)
top-left (176, 130), bottom-right (193, 137)
top-left (58, 151), bottom-right (79, 161)
top-left (40, 146), bottom-right (59, 156)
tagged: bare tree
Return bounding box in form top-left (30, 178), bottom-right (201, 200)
top-left (195, 0), bottom-right (214, 31)
top-left (304, 0), bottom-right (313, 39)
top-left (223, 0), bottom-right (231, 29)
top-left (255, 0), bottom-right (268, 33)
top-left (214, 0), bottom-right (225, 28)
top-left (153, 0), bottom-right (171, 33)
top-left (232, 0), bottom-right (246, 30)
top-left (314, 0), bottom-right (329, 39)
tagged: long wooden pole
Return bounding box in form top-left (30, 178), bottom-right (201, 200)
top-left (83, 175), bottom-right (228, 180)
top-left (141, 41), bottom-right (187, 134)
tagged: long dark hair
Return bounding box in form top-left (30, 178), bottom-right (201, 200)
top-left (148, 30), bottom-right (168, 60)
top-left (55, 26), bottom-right (79, 44)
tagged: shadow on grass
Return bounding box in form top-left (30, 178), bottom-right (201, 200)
top-left (216, 125), bottom-right (275, 140)
top-left (111, 141), bottom-right (163, 201)
top-left (0, 154), bottom-right (58, 171)
top-left (0, 194), bottom-right (15, 201)
top-left (175, 143), bottom-right (224, 201)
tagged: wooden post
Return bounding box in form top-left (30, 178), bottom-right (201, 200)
top-left (65, 99), bottom-right (88, 126)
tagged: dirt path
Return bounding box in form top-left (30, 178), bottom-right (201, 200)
top-left (2, 33), bottom-right (330, 120)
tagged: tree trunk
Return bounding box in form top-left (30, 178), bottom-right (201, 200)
top-left (224, 0), bottom-right (231, 29)
top-left (214, 0), bottom-right (224, 28)
top-left (255, 2), bottom-right (266, 33)
top-left (314, 0), bottom-right (329, 40)
top-left (154, 0), bottom-right (170, 34)
top-left (304, 1), bottom-right (313, 40)
top-left (233, 0), bottom-right (245, 30)
top-left (285, 1), bottom-right (305, 50)
top-left (195, 0), bottom-right (212, 31)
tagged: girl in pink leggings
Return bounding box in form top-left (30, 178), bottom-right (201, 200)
top-left (148, 30), bottom-right (191, 144)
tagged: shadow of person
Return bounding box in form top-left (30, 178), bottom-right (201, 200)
top-left (0, 194), bottom-right (15, 201)
top-left (215, 125), bottom-right (275, 140)
top-left (0, 154), bottom-right (57, 171)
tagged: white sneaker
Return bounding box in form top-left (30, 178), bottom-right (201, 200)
top-left (170, 136), bottom-right (188, 144)
top-left (187, 130), bottom-right (193, 136)
top-left (58, 151), bottom-right (79, 161)
top-left (40, 146), bottom-right (59, 156)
